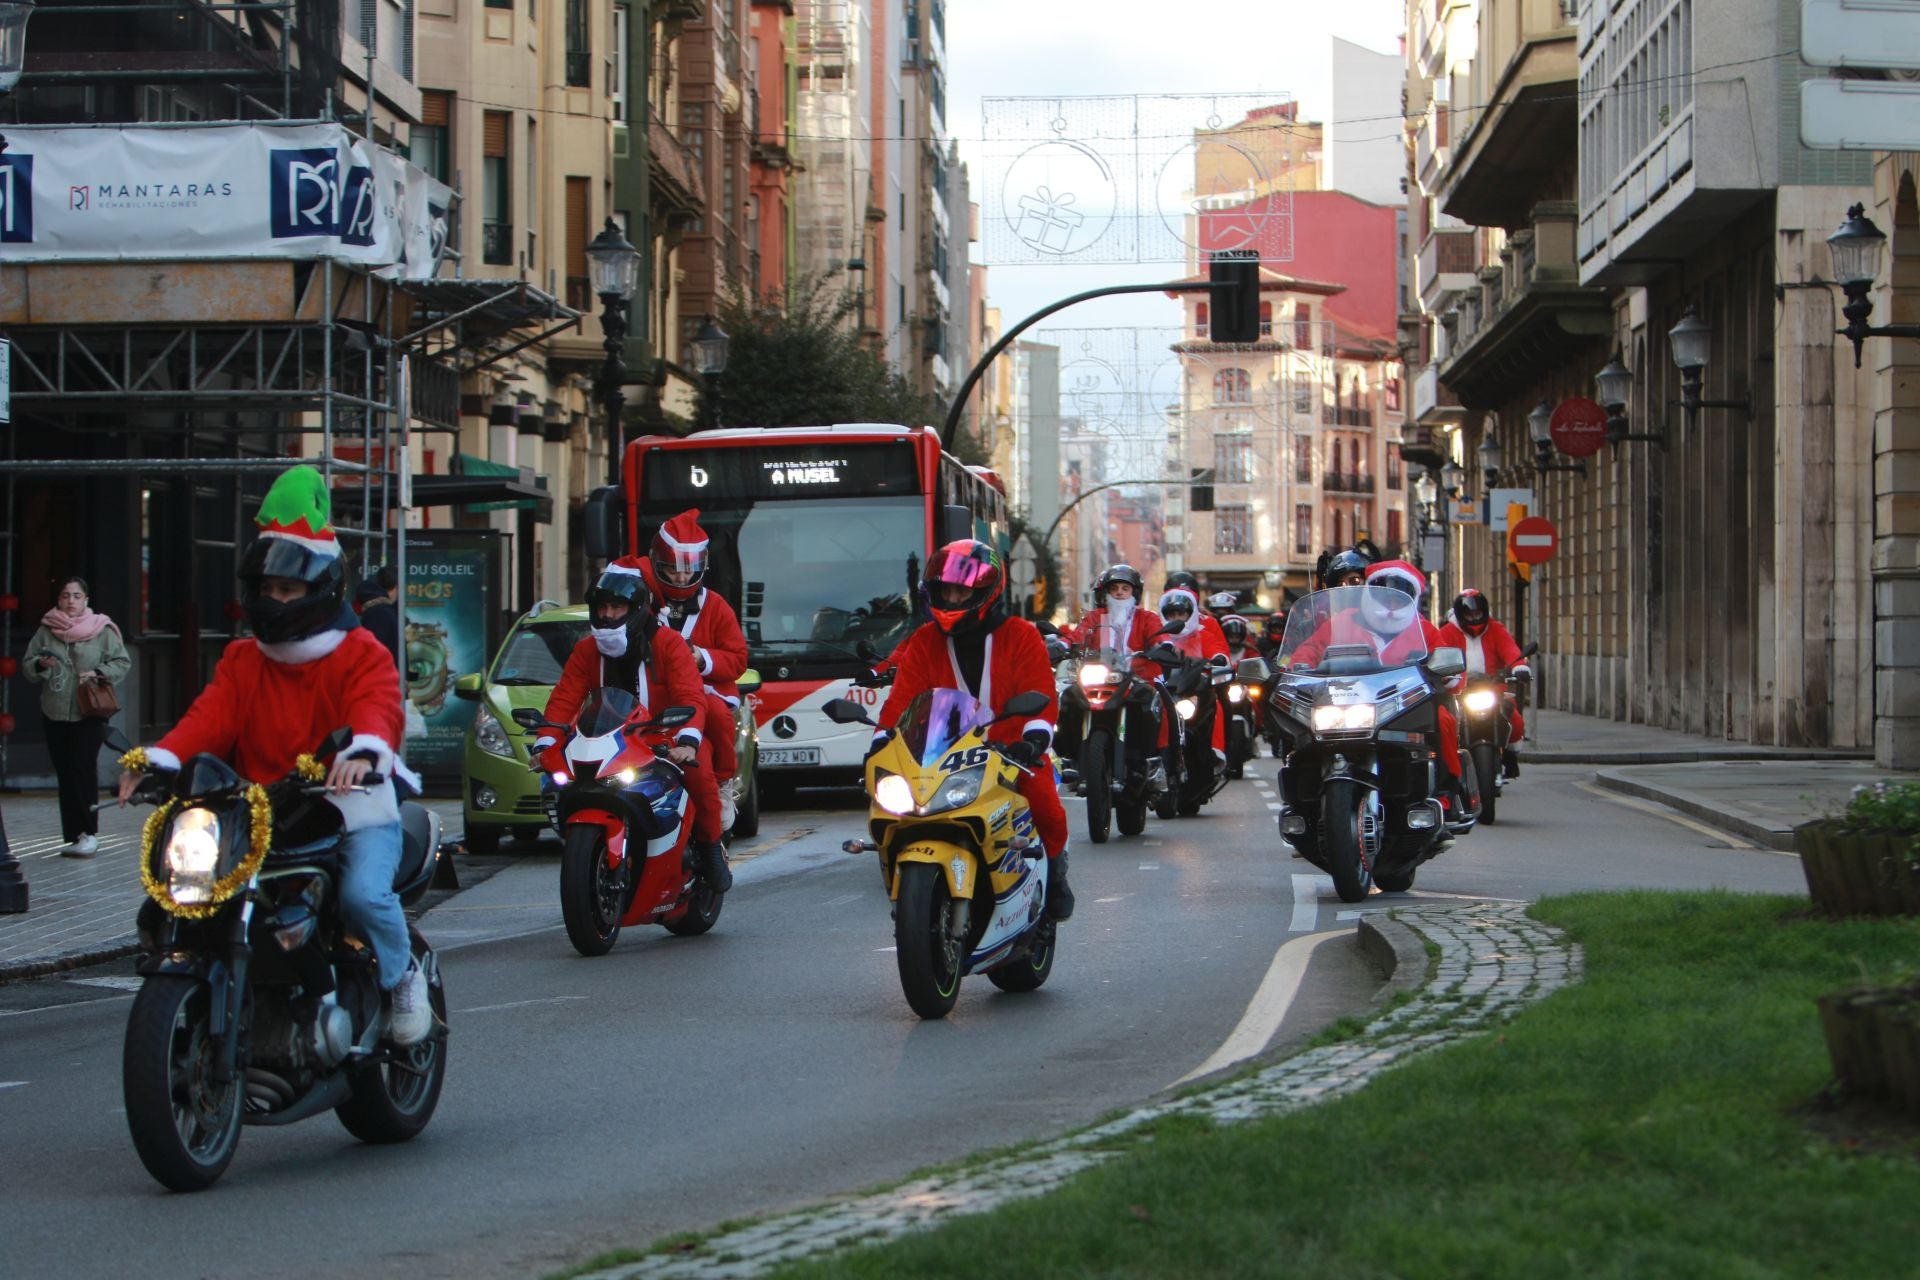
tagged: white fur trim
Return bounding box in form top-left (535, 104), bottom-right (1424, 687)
top-left (656, 525), bottom-right (708, 554)
top-left (601, 561), bottom-right (644, 578)
top-left (344, 732), bottom-right (395, 772)
top-left (1022, 719), bottom-right (1055, 742)
top-left (257, 628), bottom-right (350, 665)
top-left (326, 785), bottom-right (400, 830)
top-left (692, 646), bottom-right (713, 675)
top-left (144, 746), bottom-right (181, 772)
top-left (258, 528), bottom-right (341, 559)
top-left (676, 724), bottom-right (703, 744)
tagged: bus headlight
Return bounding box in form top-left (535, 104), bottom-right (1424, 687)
top-left (1463, 689), bottom-right (1499, 713)
top-left (1312, 704), bottom-right (1375, 732)
top-left (874, 773), bottom-right (916, 816)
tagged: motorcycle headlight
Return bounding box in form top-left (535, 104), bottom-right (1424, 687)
top-left (874, 772), bottom-right (916, 816)
top-left (1227, 683), bottom-right (1246, 704)
top-left (473, 704), bottom-right (515, 758)
top-left (1175, 697), bottom-right (1199, 721)
top-left (1312, 704), bottom-right (1376, 732)
top-left (550, 770), bottom-right (571, 788)
top-left (1463, 689), bottom-right (1499, 713)
top-left (1078, 662), bottom-right (1113, 687)
top-left (165, 807), bottom-right (222, 906)
top-left (615, 767), bottom-right (639, 785)
top-left (925, 766), bottom-right (985, 815)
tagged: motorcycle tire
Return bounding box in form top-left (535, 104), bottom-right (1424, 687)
top-left (1116, 794), bottom-right (1149, 836)
top-left (462, 824), bottom-right (503, 856)
top-left (1320, 778), bottom-right (1374, 904)
top-left (895, 863), bottom-right (964, 1019)
top-left (560, 824), bottom-right (627, 957)
top-left (1083, 732), bottom-right (1113, 845)
top-left (1152, 784), bottom-right (1180, 821)
top-left (1376, 869), bottom-right (1416, 892)
top-left (338, 928), bottom-right (449, 1144)
top-left (1472, 743), bottom-right (1499, 825)
top-left (664, 880), bottom-right (725, 936)
top-left (1226, 721), bottom-right (1249, 779)
top-left (987, 920), bottom-right (1057, 993)
top-left (123, 975), bottom-right (244, 1192)
top-left (730, 766), bottom-right (761, 839)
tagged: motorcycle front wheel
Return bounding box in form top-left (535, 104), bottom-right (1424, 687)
top-left (123, 975), bottom-right (244, 1192)
top-left (1471, 743), bottom-right (1500, 825)
top-left (894, 863), bottom-right (964, 1019)
top-left (560, 823), bottom-right (628, 956)
top-left (1082, 731), bottom-right (1113, 844)
top-left (1320, 778), bottom-right (1374, 903)
top-left (338, 928), bottom-right (449, 1143)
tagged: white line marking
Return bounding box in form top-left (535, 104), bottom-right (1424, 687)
top-left (68, 976), bottom-right (145, 991)
top-left (0, 1081), bottom-right (26, 1090)
top-left (0, 994), bottom-right (135, 1018)
top-left (458, 995), bottom-right (589, 1015)
top-left (874, 946), bottom-right (897, 953)
top-left (1174, 929), bottom-right (1342, 1085)
top-left (822, 893), bottom-right (863, 907)
top-left (1138, 863), bottom-right (1160, 871)
top-left (1289, 872), bottom-right (1335, 932)
top-left (1265, 802), bottom-right (1284, 811)
top-left (1092, 895), bottom-right (1130, 904)
top-left (1572, 781), bottom-right (1764, 850)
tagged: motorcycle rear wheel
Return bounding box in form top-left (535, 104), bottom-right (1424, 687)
top-left (895, 863), bottom-right (963, 1019)
top-left (664, 879), bottom-right (725, 935)
top-left (1472, 743), bottom-right (1499, 825)
top-left (338, 928), bottom-right (449, 1143)
top-left (730, 764), bottom-right (761, 839)
top-left (1083, 732), bottom-right (1113, 844)
top-left (987, 921), bottom-right (1056, 993)
top-left (560, 824), bottom-right (628, 956)
top-left (1116, 792), bottom-right (1148, 836)
top-left (1320, 778), bottom-right (1374, 904)
top-left (123, 975), bottom-right (243, 1192)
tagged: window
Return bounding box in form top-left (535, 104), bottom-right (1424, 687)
top-left (1213, 433), bottom-right (1253, 483)
top-left (1294, 503), bottom-right (1313, 555)
top-left (1384, 375), bottom-right (1401, 412)
top-left (565, 0), bottom-right (592, 87)
top-left (1215, 505), bottom-right (1252, 555)
top-left (410, 90), bottom-right (452, 184)
top-left (1259, 301), bottom-right (1273, 336)
top-left (1195, 301), bottom-right (1208, 336)
top-left (1387, 508), bottom-right (1404, 548)
top-left (1293, 303), bottom-right (1312, 349)
top-left (1293, 435), bottom-right (1312, 484)
top-left (1293, 372), bottom-right (1313, 415)
top-left (485, 0), bottom-right (512, 7)
top-left (565, 177), bottom-right (590, 311)
top-left (1212, 367), bottom-right (1251, 405)
top-left (613, 6), bottom-right (630, 115)
top-left (1332, 509), bottom-right (1345, 547)
top-left (482, 110), bottom-right (512, 265)
top-left (1386, 448), bottom-right (1402, 490)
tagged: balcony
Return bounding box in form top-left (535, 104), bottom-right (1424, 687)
top-left (1437, 2), bottom-right (1578, 228)
top-left (1418, 226), bottom-right (1478, 313)
top-left (1325, 472), bottom-right (1377, 494)
top-left (1416, 108), bottom-right (1449, 193)
top-left (1439, 202), bottom-right (1611, 409)
top-left (1320, 406), bottom-right (1375, 428)
top-left (1412, 365), bottom-right (1465, 428)
top-left (648, 107), bottom-right (707, 211)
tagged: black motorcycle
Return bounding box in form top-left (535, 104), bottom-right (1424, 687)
top-left (112, 728), bottom-right (449, 1191)
top-left (1458, 640), bottom-right (1537, 825)
top-left (1221, 656), bottom-right (1266, 779)
top-left (1143, 638), bottom-right (1230, 816)
top-left (1267, 586), bottom-right (1477, 902)
top-left (1055, 622), bottom-right (1167, 841)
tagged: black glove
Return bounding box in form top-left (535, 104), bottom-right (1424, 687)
top-left (1003, 730), bottom-right (1050, 768)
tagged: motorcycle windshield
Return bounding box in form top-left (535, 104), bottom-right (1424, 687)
top-left (1278, 585), bottom-right (1429, 674)
top-left (894, 687), bottom-right (985, 765)
top-left (1079, 619), bottom-right (1129, 663)
top-left (573, 686), bottom-right (639, 737)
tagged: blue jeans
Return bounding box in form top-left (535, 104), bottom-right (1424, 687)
top-left (335, 821), bottom-right (412, 991)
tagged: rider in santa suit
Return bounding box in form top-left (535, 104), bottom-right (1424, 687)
top-left (1435, 588), bottom-right (1531, 779)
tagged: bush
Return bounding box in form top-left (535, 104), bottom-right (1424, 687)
top-left (1839, 780), bottom-right (1920, 852)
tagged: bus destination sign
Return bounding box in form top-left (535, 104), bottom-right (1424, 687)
top-left (642, 440), bottom-right (920, 503)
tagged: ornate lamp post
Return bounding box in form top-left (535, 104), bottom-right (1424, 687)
top-left (1478, 426), bottom-right (1504, 490)
top-left (1527, 400), bottom-right (1589, 477)
top-left (0, 0), bottom-right (34, 914)
top-left (585, 218), bottom-right (641, 486)
top-left (1828, 203), bottom-right (1920, 368)
top-left (1668, 304), bottom-right (1749, 429)
top-left (688, 313), bottom-right (730, 431)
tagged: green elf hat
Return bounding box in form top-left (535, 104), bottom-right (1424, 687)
top-left (253, 464), bottom-right (341, 561)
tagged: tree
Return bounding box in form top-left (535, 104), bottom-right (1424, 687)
top-left (715, 275), bottom-right (988, 465)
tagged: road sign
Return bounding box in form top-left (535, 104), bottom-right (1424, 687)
top-left (1488, 488), bottom-right (1533, 532)
top-left (1008, 534), bottom-right (1037, 590)
top-left (1509, 515), bottom-right (1558, 565)
top-left (1448, 496), bottom-right (1481, 526)
top-left (1548, 397), bottom-right (1608, 458)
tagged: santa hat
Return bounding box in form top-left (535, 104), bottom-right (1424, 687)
top-left (652, 508), bottom-right (709, 568)
top-left (254, 465), bottom-right (341, 561)
top-left (1365, 559), bottom-right (1425, 597)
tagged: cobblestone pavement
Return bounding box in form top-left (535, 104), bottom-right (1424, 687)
top-left (576, 902), bottom-right (1580, 1280)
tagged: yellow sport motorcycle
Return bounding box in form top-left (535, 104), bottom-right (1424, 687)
top-left (825, 688), bottom-right (1059, 1019)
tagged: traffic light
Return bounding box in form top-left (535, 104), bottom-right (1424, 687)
top-left (1209, 249), bottom-right (1261, 344)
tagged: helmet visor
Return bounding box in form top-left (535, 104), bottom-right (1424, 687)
top-left (651, 542), bottom-right (707, 586)
top-left (241, 536), bottom-right (337, 586)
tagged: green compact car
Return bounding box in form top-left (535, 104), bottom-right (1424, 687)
top-left (454, 601), bottom-right (762, 853)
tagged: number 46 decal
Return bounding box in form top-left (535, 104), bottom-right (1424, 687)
top-left (938, 746), bottom-right (991, 772)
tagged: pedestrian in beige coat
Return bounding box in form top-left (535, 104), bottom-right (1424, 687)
top-left (22, 577), bottom-right (130, 856)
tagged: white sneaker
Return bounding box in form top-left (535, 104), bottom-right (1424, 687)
top-left (62, 834), bottom-right (99, 858)
top-left (388, 960), bottom-right (432, 1047)
top-left (718, 778), bottom-right (738, 831)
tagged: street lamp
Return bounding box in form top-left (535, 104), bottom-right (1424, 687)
top-left (0, 0), bottom-right (29, 915)
top-left (1593, 348), bottom-right (1661, 446)
top-left (1668, 304), bottom-right (1750, 428)
top-left (585, 217), bottom-right (641, 484)
top-left (688, 313), bottom-right (729, 431)
top-left (1828, 202), bottom-right (1920, 368)
top-left (1528, 400), bottom-right (1588, 477)
top-left (1478, 426), bottom-right (1504, 489)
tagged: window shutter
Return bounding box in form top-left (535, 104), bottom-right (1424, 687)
top-left (483, 110), bottom-right (509, 157)
top-left (421, 90), bottom-right (452, 128)
top-left (566, 176), bottom-right (589, 280)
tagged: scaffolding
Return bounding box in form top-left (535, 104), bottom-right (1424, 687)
top-left (791, 0), bottom-right (872, 285)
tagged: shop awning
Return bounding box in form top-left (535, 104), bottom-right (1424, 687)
top-left (329, 455), bottom-right (553, 522)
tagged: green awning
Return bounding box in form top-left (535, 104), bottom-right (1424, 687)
top-left (457, 453), bottom-right (548, 514)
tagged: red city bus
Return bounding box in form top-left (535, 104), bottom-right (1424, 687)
top-left (602, 424), bottom-right (1008, 784)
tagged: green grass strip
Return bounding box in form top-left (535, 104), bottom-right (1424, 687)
top-left (768, 892), bottom-right (1920, 1280)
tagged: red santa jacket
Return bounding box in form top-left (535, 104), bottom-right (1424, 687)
top-left (545, 625), bottom-right (710, 745)
top-left (1434, 619), bottom-right (1530, 678)
top-left (636, 561), bottom-right (750, 703)
top-left (1287, 609), bottom-right (1436, 670)
top-left (149, 627), bottom-right (407, 830)
top-left (1164, 618), bottom-right (1230, 664)
top-left (1064, 605), bottom-right (1167, 678)
top-left (877, 617), bottom-right (1059, 746)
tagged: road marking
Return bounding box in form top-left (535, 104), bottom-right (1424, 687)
top-left (1138, 863), bottom-right (1160, 871)
top-left (874, 946), bottom-right (896, 953)
top-left (68, 976), bottom-right (144, 991)
top-left (822, 893), bottom-right (863, 908)
top-left (1265, 802), bottom-right (1283, 811)
top-left (0, 995), bottom-right (133, 1018)
top-left (0, 1081), bottom-right (25, 1090)
top-left (1092, 895), bottom-right (1130, 904)
top-left (1173, 929), bottom-right (1342, 1086)
top-left (1572, 781), bottom-right (1764, 850)
top-left (458, 996), bottom-right (589, 1015)
top-left (1290, 873), bottom-right (1334, 932)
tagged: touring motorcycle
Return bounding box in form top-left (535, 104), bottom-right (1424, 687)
top-left (1055, 620), bottom-right (1165, 841)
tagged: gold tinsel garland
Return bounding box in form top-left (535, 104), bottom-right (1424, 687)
top-left (292, 753), bottom-right (325, 782)
top-left (117, 747), bottom-right (150, 773)
top-left (139, 784), bottom-right (274, 920)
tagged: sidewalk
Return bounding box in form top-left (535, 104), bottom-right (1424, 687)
top-left (1524, 708), bottom-right (1914, 852)
top-left (0, 790), bottom-right (470, 982)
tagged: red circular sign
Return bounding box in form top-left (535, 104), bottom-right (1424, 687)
top-left (1509, 516), bottom-right (1558, 565)
top-left (1548, 397), bottom-right (1609, 458)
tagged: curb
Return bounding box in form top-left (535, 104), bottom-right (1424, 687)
top-left (1356, 914), bottom-right (1429, 1000)
top-left (0, 937), bottom-right (140, 985)
top-left (1527, 749), bottom-right (1873, 766)
top-left (1591, 769), bottom-right (1798, 851)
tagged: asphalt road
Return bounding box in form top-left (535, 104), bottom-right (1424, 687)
top-left (0, 762), bottom-right (1807, 1280)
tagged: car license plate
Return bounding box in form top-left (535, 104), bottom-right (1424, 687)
top-left (759, 746), bottom-right (822, 767)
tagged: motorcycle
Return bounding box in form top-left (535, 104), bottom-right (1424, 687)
top-left (1459, 640), bottom-right (1538, 825)
top-left (1223, 656), bottom-right (1268, 778)
top-left (1056, 622), bottom-right (1163, 842)
top-left (1266, 585), bottom-right (1477, 902)
top-left (512, 689), bottom-right (719, 957)
top-left (824, 688), bottom-right (1059, 1019)
top-left (1143, 637), bottom-right (1231, 816)
top-left (113, 727), bottom-right (449, 1192)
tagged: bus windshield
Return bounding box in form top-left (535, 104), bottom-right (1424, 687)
top-left (657, 496), bottom-right (925, 674)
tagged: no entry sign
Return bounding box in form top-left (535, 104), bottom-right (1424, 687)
top-left (1509, 515), bottom-right (1558, 565)
top-left (1548, 397), bottom-right (1609, 458)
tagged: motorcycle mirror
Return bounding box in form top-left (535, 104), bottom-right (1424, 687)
top-left (1427, 647), bottom-right (1467, 679)
top-left (997, 690), bottom-right (1050, 719)
top-left (1523, 640), bottom-right (1540, 658)
top-left (822, 698), bottom-right (876, 726)
top-left (736, 670), bottom-right (763, 697)
top-left (1033, 619), bottom-right (1060, 637)
top-left (509, 707), bottom-right (548, 729)
top-left (102, 725), bottom-right (134, 754)
top-left (1209, 653), bottom-right (1230, 667)
top-left (855, 639), bottom-right (878, 662)
top-left (1236, 656), bottom-right (1273, 682)
top-left (651, 705), bottom-right (698, 729)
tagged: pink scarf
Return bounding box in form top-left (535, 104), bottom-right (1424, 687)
top-left (41, 606), bottom-right (118, 644)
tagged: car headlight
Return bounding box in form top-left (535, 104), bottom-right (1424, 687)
top-left (1227, 683), bottom-right (1246, 704)
top-left (1311, 704), bottom-right (1375, 732)
top-left (874, 772), bottom-right (916, 816)
top-left (1463, 689), bottom-right (1499, 713)
top-left (473, 704), bottom-right (515, 758)
top-left (1175, 697), bottom-right (1198, 721)
top-left (165, 807), bottom-right (222, 906)
top-left (924, 766), bottom-right (985, 814)
top-left (1078, 662), bottom-right (1114, 687)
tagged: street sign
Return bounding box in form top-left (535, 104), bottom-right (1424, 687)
top-left (1802, 0), bottom-right (1920, 70)
top-left (1509, 515), bottom-right (1558, 565)
top-left (1802, 78), bottom-right (1920, 150)
top-left (0, 338), bottom-right (10, 425)
top-left (1448, 497), bottom-right (1481, 526)
top-left (1548, 397), bottom-right (1608, 458)
top-left (1008, 534), bottom-right (1038, 590)
top-left (1487, 488), bottom-right (1533, 532)
top-left (1419, 531), bottom-right (1446, 569)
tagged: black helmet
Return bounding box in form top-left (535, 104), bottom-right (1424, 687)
top-left (921, 540), bottom-right (1006, 636)
top-left (1452, 589), bottom-right (1492, 637)
top-left (1221, 615), bottom-right (1249, 647)
top-left (586, 567), bottom-right (656, 648)
top-left (1164, 570), bottom-right (1201, 595)
top-left (239, 537), bottom-right (347, 645)
top-left (1326, 550), bottom-right (1370, 588)
top-left (1093, 563), bottom-right (1144, 605)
